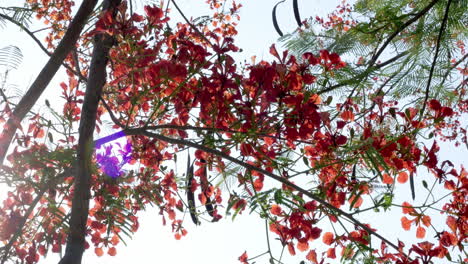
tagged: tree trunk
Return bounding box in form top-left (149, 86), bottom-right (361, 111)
top-left (58, 1), bottom-right (121, 263)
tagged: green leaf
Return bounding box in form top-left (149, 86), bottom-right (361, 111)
top-left (274, 189), bottom-right (283, 204)
top-left (382, 193), bottom-right (393, 210)
top-left (445, 252), bottom-right (452, 261)
top-left (422, 180), bottom-right (428, 189)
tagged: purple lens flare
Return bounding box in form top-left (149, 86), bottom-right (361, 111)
top-left (95, 130), bottom-right (126, 148)
top-left (94, 130), bottom-right (132, 179)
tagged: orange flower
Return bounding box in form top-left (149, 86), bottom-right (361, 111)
top-left (253, 178), bottom-right (263, 191)
top-left (401, 216), bottom-right (412, 230)
top-left (397, 171), bottom-right (409, 183)
top-left (108, 247), bottom-right (117, 256)
top-left (111, 235), bottom-right (119, 245)
top-left (416, 226), bottom-right (426, 239)
top-left (340, 110), bottom-right (355, 121)
top-left (95, 247), bottom-right (104, 257)
top-left (402, 202), bottom-right (416, 214)
top-left (306, 250), bottom-right (317, 262)
top-left (446, 216), bottom-right (457, 232)
top-left (421, 215), bottom-right (431, 227)
top-left (287, 242), bottom-right (296, 256)
top-left (270, 204), bottom-right (282, 216)
top-left (297, 241), bottom-right (309, 252)
top-left (168, 209), bottom-right (176, 220)
top-left (198, 193), bottom-right (207, 205)
top-left (382, 173), bottom-right (394, 184)
top-left (322, 232), bottom-right (334, 245)
top-left (349, 195), bottom-right (363, 208)
top-left (309, 94), bottom-right (322, 104)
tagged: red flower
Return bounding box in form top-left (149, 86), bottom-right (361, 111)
top-left (144, 5), bottom-right (164, 25)
top-left (95, 247), bottom-right (104, 257)
top-left (401, 216), bottom-right (413, 230)
top-left (329, 52), bottom-right (341, 64)
top-left (108, 247), bottom-right (117, 256)
top-left (238, 251), bottom-right (249, 264)
top-left (439, 231), bottom-right (457, 247)
top-left (310, 226), bottom-right (322, 239)
top-left (428, 99), bottom-right (441, 111)
top-left (320, 50), bottom-right (330, 61)
top-left (302, 52), bottom-right (319, 65)
top-left (306, 249), bottom-right (318, 262)
top-left (397, 171), bottom-right (409, 183)
top-left (416, 226), bottom-right (426, 239)
top-left (302, 73), bottom-right (316, 84)
top-left (322, 232), bottom-right (334, 245)
top-left (440, 106), bottom-right (454, 117)
top-left (335, 134), bottom-right (347, 145)
top-left (410, 242), bottom-right (443, 262)
top-left (270, 204), bottom-right (282, 216)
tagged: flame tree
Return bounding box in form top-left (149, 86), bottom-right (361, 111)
top-left (0, 0), bottom-right (466, 263)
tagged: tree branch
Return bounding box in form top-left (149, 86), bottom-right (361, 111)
top-left (439, 53), bottom-right (468, 87)
top-left (123, 128), bottom-right (405, 255)
top-left (317, 52), bottom-right (408, 95)
top-left (170, 0), bottom-right (213, 47)
top-left (99, 95), bottom-right (125, 128)
top-left (0, 14), bottom-right (50, 55)
top-left (317, 0), bottom-right (440, 96)
top-left (0, 14), bottom-right (87, 82)
top-left (369, 0), bottom-right (441, 67)
top-left (420, 0), bottom-right (453, 120)
top-left (0, 0), bottom-right (98, 165)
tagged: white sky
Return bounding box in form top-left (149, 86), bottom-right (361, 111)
top-left (1, 0), bottom-right (466, 263)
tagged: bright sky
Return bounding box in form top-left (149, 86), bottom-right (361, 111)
top-left (1, 0), bottom-right (466, 264)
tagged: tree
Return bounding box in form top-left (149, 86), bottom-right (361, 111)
top-left (0, 0), bottom-right (466, 263)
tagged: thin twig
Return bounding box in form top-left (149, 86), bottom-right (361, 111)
top-left (170, 0), bottom-right (213, 47)
top-left (419, 0), bottom-right (453, 120)
top-left (0, 13), bottom-right (88, 82)
top-left (318, 0), bottom-right (440, 95)
top-left (376, 51), bottom-right (409, 69)
top-left (439, 53), bottom-right (468, 88)
top-left (99, 96), bottom-right (125, 128)
top-left (317, 51), bottom-right (408, 95)
top-left (369, 0), bottom-right (441, 67)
